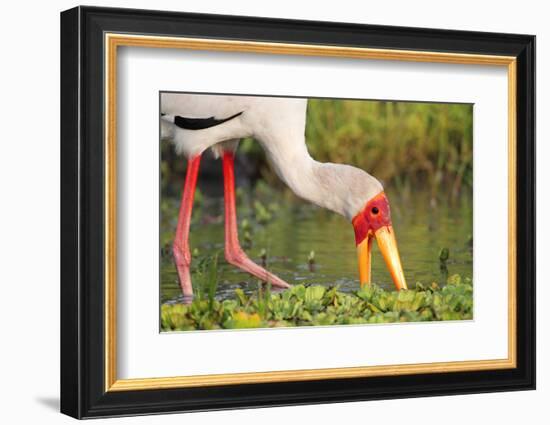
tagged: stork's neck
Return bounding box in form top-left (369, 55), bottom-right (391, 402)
top-left (256, 132), bottom-right (369, 220)
top-left (290, 158), bottom-right (357, 219)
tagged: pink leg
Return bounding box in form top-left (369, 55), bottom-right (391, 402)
top-left (173, 155), bottom-right (201, 298)
top-left (222, 152), bottom-right (290, 289)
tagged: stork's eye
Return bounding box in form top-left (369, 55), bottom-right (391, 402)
top-left (371, 207), bottom-right (379, 215)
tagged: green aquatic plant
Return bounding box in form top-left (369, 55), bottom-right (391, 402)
top-left (439, 247), bottom-right (450, 263)
top-left (243, 230), bottom-right (253, 248)
top-left (259, 248), bottom-right (268, 266)
top-left (439, 247), bottom-right (450, 282)
top-left (241, 218), bottom-right (251, 232)
top-left (192, 253), bottom-right (220, 311)
top-left (307, 250), bottom-right (316, 271)
top-left (161, 273), bottom-right (473, 331)
top-left (253, 200), bottom-right (273, 224)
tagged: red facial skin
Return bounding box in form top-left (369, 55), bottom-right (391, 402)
top-left (352, 192), bottom-right (392, 245)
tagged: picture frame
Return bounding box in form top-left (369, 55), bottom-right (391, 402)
top-left (60, 5), bottom-right (535, 419)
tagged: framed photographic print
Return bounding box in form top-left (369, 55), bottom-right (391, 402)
top-left (60, 6), bottom-right (535, 419)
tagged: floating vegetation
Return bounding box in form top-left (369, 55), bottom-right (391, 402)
top-left (161, 274), bottom-right (473, 331)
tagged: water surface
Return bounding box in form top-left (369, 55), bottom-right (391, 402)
top-left (160, 188), bottom-right (473, 304)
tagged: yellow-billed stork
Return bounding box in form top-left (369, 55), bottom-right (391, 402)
top-left (161, 93), bottom-right (407, 298)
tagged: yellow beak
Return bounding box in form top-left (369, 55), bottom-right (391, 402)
top-left (357, 225), bottom-right (407, 290)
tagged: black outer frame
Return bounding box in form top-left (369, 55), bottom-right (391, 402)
top-left (60, 5), bottom-right (536, 419)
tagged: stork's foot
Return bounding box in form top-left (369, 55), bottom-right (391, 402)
top-left (225, 247), bottom-right (290, 289)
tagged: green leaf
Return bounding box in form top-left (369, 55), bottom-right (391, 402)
top-left (223, 312), bottom-right (263, 329)
top-left (447, 274), bottom-right (462, 285)
top-left (234, 288), bottom-right (247, 306)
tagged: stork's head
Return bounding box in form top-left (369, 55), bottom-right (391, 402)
top-left (307, 163), bottom-right (408, 290)
top-left (351, 191), bottom-right (408, 291)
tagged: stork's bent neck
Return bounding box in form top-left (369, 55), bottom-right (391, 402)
top-left (254, 133), bottom-right (364, 220)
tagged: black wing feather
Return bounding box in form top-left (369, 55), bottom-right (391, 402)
top-left (173, 111), bottom-right (243, 130)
